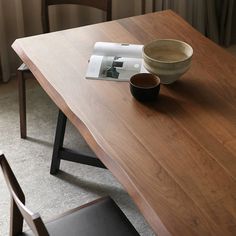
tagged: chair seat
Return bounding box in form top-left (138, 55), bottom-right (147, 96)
top-left (18, 197), bottom-right (140, 236)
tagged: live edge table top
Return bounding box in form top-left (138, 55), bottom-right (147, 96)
top-left (12, 10), bottom-right (236, 236)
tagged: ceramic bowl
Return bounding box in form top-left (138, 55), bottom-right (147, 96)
top-left (143, 39), bottom-right (193, 84)
top-left (130, 73), bottom-right (160, 102)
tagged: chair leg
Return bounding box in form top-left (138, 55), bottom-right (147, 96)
top-left (50, 110), bottom-right (67, 175)
top-left (18, 70), bottom-right (26, 139)
top-left (10, 198), bottom-right (24, 235)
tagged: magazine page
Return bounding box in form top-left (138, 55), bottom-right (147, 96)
top-left (86, 55), bottom-right (147, 81)
top-left (86, 42), bottom-right (148, 81)
top-left (93, 42), bottom-right (143, 58)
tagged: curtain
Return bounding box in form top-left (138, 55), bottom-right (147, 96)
top-left (0, 0), bottom-right (139, 82)
top-left (145, 0), bottom-right (236, 46)
top-left (216, 0), bottom-right (236, 46)
top-left (0, 0), bottom-right (235, 82)
top-left (0, 0), bottom-right (11, 82)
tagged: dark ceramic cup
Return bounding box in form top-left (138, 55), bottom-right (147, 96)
top-left (130, 73), bottom-right (161, 102)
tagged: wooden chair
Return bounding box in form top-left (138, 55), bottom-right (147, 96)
top-left (18, 0), bottom-right (112, 138)
top-left (0, 153), bottom-right (140, 236)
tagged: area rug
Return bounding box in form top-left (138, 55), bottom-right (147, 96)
top-left (0, 84), bottom-right (155, 235)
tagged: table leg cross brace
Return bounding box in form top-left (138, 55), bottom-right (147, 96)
top-left (50, 110), bottom-right (106, 175)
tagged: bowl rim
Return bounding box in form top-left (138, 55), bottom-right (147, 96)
top-left (143, 39), bottom-right (193, 64)
top-left (130, 73), bottom-right (161, 89)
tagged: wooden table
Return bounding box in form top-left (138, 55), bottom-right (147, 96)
top-left (12, 10), bottom-right (236, 236)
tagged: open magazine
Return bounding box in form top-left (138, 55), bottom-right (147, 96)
top-left (86, 42), bottom-right (148, 81)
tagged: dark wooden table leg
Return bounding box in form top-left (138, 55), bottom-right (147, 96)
top-left (50, 110), bottom-right (67, 175)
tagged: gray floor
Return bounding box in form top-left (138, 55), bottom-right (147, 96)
top-left (0, 84), bottom-right (155, 235)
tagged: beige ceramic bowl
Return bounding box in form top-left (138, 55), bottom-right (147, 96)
top-left (143, 39), bottom-right (193, 84)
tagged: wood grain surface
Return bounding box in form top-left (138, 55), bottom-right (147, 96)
top-left (12, 10), bottom-right (236, 235)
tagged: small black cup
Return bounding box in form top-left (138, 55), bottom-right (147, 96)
top-left (130, 73), bottom-right (160, 102)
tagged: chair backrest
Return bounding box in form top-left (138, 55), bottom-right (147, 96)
top-left (41, 0), bottom-right (112, 33)
top-left (0, 153), bottom-right (49, 236)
